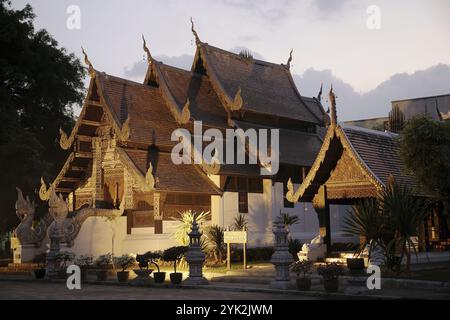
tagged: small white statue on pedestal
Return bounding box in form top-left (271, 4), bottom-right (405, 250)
top-left (297, 235), bottom-right (326, 262)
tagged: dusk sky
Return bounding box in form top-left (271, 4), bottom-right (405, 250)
top-left (12, 0), bottom-right (450, 120)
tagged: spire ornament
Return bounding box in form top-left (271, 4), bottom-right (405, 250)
top-left (142, 35), bottom-right (152, 64)
top-left (190, 17), bottom-right (201, 45)
top-left (329, 85), bottom-right (337, 125)
top-left (286, 49), bottom-right (293, 69)
top-left (317, 83), bottom-right (323, 102)
top-left (81, 47), bottom-right (95, 78)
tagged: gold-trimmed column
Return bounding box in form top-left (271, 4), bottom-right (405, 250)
top-left (153, 192), bottom-right (163, 234)
top-left (91, 137), bottom-right (104, 207)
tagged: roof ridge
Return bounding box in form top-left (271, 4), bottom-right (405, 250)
top-left (202, 43), bottom-right (286, 69)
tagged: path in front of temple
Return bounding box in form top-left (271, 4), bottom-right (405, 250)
top-left (0, 280), bottom-right (318, 300)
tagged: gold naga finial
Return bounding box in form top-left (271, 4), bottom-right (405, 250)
top-left (142, 34), bottom-right (152, 64)
top-left (329, 84), bottom-right (337, 125)
top-left (81, 47), bottom-right (96, 78)
top-left (229, 87), bottom-right (243, 111)
top-left (118, 115), bottom-right (131, 142)
top-left (59, 127), bottom-right (73, 150)
top-left (286, 49), bottom-right (293, 69)
top-left (145, 162), bottom-right (155, 191)
top-left (190, 17), bottom-right (201, 45)
top-left (180, 99), bottom-right (191, 124)
top-left (39, 177), bottom-right (52, 201)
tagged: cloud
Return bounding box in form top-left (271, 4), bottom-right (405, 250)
top-left (220, 0), bottom-right (296, 23)
top-left (310, 0), bottom-right (353, 19)
top-left (124, 54), bottom-right (194, 80)
top-left (294, 64), bottom-right (450, 121)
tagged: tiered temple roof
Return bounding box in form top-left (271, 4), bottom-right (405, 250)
top-left (46, 24), bottom-right (328, 198)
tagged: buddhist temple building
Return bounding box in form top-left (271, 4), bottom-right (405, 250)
top-left (12, 23), bottom-right (362, 262)
top-left (287, 89), bottom-right (448, 252)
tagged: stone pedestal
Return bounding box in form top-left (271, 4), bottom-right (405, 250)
top-left (46, 228), bottom-right (63, 279)
top-left (184, 219), bottom-right (208, 285)
top-left (270, 221), bottom-right (294, 290)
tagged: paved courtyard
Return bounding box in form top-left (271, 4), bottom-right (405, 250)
top-left (0, 280), bottom-right (317, 300)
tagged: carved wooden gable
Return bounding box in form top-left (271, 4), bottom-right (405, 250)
top-left (325, 146), bottom-right (378, 199)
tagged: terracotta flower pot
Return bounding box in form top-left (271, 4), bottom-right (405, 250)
top-left (296, 277), bottom-right (311, 291)
top-left (323, 278), bottom-right (339, 293)
top-left (117, 271), bottom-right (129, 283)
top-left (33, 269), bottom-right (46, 279)
top-left (170, 272), bottom-right (183, 285)
top-left (346, 258), bottom-right (365, 275)
top-left (96, 269), bottom-right (108, 281)
top-left (153, 272), bottom-right (166, 284)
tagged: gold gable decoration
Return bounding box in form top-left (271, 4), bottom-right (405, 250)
top-left (229, 87), bottom-right (243, 111)
top-left (39, 177), bottom-right (53, 201)
top-left (118, 115), bottom-right (131, 142)
top-left (59, 128), bottom-right (73, 150)
top-left (180, 99), bottom-right (191, 124)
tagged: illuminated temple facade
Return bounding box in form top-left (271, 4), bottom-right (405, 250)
top-left (13, 26), bottom-right (356, 262)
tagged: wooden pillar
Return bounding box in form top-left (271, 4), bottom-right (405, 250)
top-left (313, 185), bottom-right (331, 252)
top-left (153, 192), bottom-right (163, 234)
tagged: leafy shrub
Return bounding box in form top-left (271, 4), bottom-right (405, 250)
top-left (205, 225), bottom-right (225, 263)
top-left (317, 263), bottom-right (344, 281)
top-left (288, 238), bottom-right (303, 260)
top-left (113, 254), bottom-right (136, 272)
top-left (55, 251), bottom-right (75, 268)
top-left (162, 246), bottom-right (188, 273)
top-left (95, 253), bottom-right (113, 268)
top-left (74, 255), bottom-right (94, 268)
top-left (291, 260), bottom-right (313, 278)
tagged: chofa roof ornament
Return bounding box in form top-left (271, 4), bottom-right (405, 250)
top-left (142, 34), bottom-right (153, 64)
top-left (81, 47), bottom-right (96, 78)
top-left (329, 85), bottom-right (337, 125)
top-left (286, 49), bottom-right (293, 70)
top-left (190, 17), bottom-right (201, 45)
top-left (317, 83), bottom-right (323, 102)
top-left (39, 177), bottom-right (53, 201)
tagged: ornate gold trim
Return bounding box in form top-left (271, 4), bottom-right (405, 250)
top-left (59, 128), bottom-right (73, 150)
top-left (81, 47), bottom-right (96, 78)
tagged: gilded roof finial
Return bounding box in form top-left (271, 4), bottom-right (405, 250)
top-left (81, 47), bottom-right (95, 78)
top-left (142, 35), bottom-right (152, 64)
top-left (329, 85), bottom-right (337, 125)
top-left (190, 17), bottom-right (201, 45)
top-left (317, 83), bottom-right (323, 101)
top-left (286, 49), bottom-right (293, 69)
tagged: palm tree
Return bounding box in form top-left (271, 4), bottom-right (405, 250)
top-left (205, 225), bottom-right (225, 263)
top-left (379, 179), bottom-right (428, 272)
top-left (171, 210), bottom-right (210, 246)
top-left (342, 198), bottom-right (385, 259)
top-left (278, 212), bottom-right (300, 232)
top-left (233, 213), bottom-right (248, 231)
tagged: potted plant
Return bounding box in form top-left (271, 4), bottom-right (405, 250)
top-left (74, 254), bottom-right (94, 281)
top-left (114, 254), bottom-right (136, 283)
top-left (55, 251), bottom-right (75, 278)
top-left (291, 260), bottom-right (313, 291)
top-left (346, 256), bottom-right (365, 275)
top-left (134, 252), bottom-right (154, 282)
top-left (148, 251), bottom-right (166, 283)
top-left (162, 246), bottom-right (188, 285)
top-left (317, 263), bottom-right (344, 293)
top-left (32, 253), bottom-right (47, 279)
top-left (95, 253), bottom-right (112, 281)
